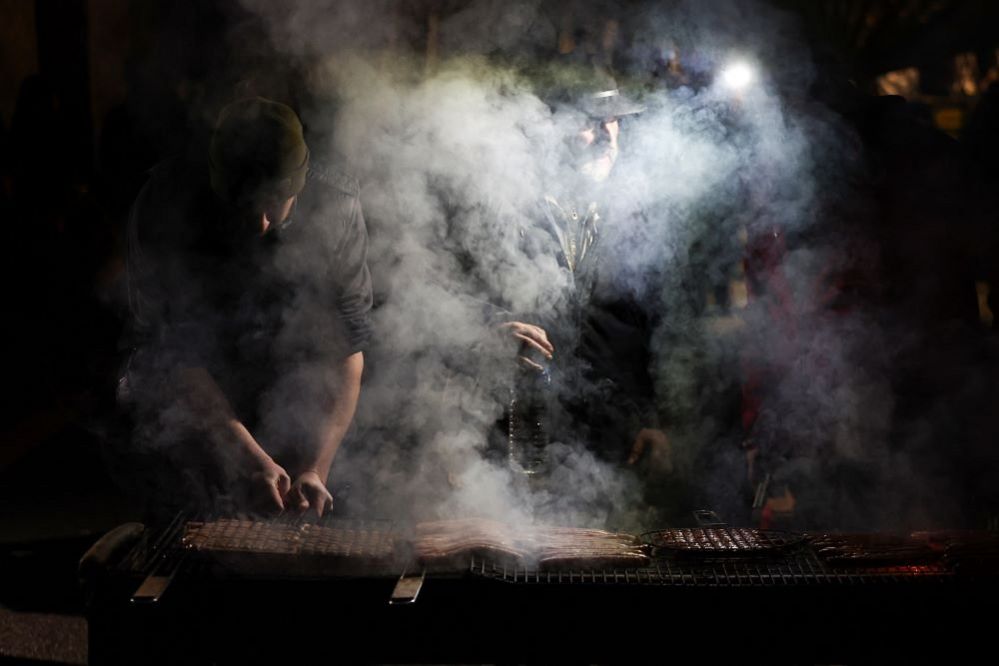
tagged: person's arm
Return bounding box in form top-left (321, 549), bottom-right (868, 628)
top-left (285, 181), bottom-right (372, 517)
top-left (175, 367), bottom-right (291, 513)
top-left (285, 352), bottom-right (363, 517)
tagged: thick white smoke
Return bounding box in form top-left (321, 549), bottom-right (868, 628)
top-left (222, 0), bottom-right (969, 531)
top-left (310, 59), bottom-right (822, 528)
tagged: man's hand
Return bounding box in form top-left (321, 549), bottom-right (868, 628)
top-left (244, 455), bottom-right (292, 514)
top-left (286, 470), bottom-right (334, 518)
top-left (175, 367), bottom-right (292, 513)
top-left (627, 428), bottom-right (673, 473)
top-left (497, 321), bottom-right (554, 371)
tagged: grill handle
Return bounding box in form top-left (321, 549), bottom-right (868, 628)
top-left (389, 569), bottom-right (425, 605)
top-left (131, 550), bottom-right (188, 604)
top-left (79, 522), bottom-right (146, 606)
top-left (693, 509), bottom-right (726, 527)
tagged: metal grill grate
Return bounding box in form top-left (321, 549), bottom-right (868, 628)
top-left (642, 527), bottom-right (804, 555)
top-left (182, 518), bottom-right (397, 559)
top-left (120, 514), bottom-right (399, 577)
top-left (468, 551), bottom-right (952, 587)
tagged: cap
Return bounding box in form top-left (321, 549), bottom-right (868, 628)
top-left (209, 97), bottom-right (310, 207)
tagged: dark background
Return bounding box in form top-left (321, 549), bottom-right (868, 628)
top-left (0, 1), bottom-right (997, 662)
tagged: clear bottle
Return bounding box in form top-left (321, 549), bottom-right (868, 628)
top-left (507, 359), bottom-right (552, 476)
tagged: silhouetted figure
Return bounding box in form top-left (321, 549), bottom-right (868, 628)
top-left (855, 93), bottom-right (991, 528)
top-left (957, 81), bottom-right (999, 525)
top-left (119, 98), bottom-right (372, 520)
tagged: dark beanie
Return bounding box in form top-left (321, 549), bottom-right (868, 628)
top-left (209, 97), bottom-right (310, 206)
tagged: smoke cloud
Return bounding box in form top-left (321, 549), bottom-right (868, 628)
top-left (129, 0), bottom-right (992, 532)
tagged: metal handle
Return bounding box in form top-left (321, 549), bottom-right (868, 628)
top-left (389, 569), bottom-right (425, 605)
top-left (131, 552), bottom-right (187, 604)
top-left (693, 509), bottom-right (726, 527)
top-left (131, 573), bottom-right (175, 604)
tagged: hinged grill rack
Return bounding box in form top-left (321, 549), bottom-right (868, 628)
top-left (121, 519), bottom-right (999, 596)
top-left (120, 512), bottom-right (401, 601)
top-left (468, 527), bottom-right (960, 587)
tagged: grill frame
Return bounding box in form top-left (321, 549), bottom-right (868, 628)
top-left (86, 518), bottom-right (999, 665)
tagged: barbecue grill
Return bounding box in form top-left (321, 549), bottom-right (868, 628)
top-left (82, 514), bottom-right (999, 664)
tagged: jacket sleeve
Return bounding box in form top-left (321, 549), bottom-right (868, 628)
top-left (329, 194), bottom-right (373, 355)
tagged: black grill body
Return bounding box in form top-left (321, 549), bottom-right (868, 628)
top-left (84, 518), bottom-right (999, 664)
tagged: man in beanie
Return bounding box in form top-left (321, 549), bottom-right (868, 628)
top-left (120, 97), bottom-right (372, 519)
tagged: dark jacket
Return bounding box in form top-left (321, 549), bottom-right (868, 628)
top-left (522, 191), bottom-right (661, 461)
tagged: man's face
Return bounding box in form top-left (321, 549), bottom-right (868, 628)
top-left (249, 195), bottom-right (296, 237)
top-left (576, 117), bottom-right (620, 182)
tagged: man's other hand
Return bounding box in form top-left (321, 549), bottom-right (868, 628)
top-left (245, 457), bottom-right (291, 514)
top-left (498, 321), bottom-right (554, 371)
top-left (287, 471), bottom-right (334, 518)
top-left (627, 428), bottom-right (673, 473)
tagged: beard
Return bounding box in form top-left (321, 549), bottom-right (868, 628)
top-left (579, 146), bottom-right (618, 182)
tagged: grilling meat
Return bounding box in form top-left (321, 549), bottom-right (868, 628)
top-left (182, 519), bottom-right (398, 574)
top-left (647, 527), bottom-right (798, 554)
top-left (808, 533), bottom-right (940, 566)
top-left (413, 518), bottom-right (649, 569)
top-left (413, 518), bottom-right (526, 564)
top-left (182, 518), bottom-right (649, 572)
top-left (912, 530), bottom-right (999, 572)
top-left (184, 520), bottom-right (303, 555)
